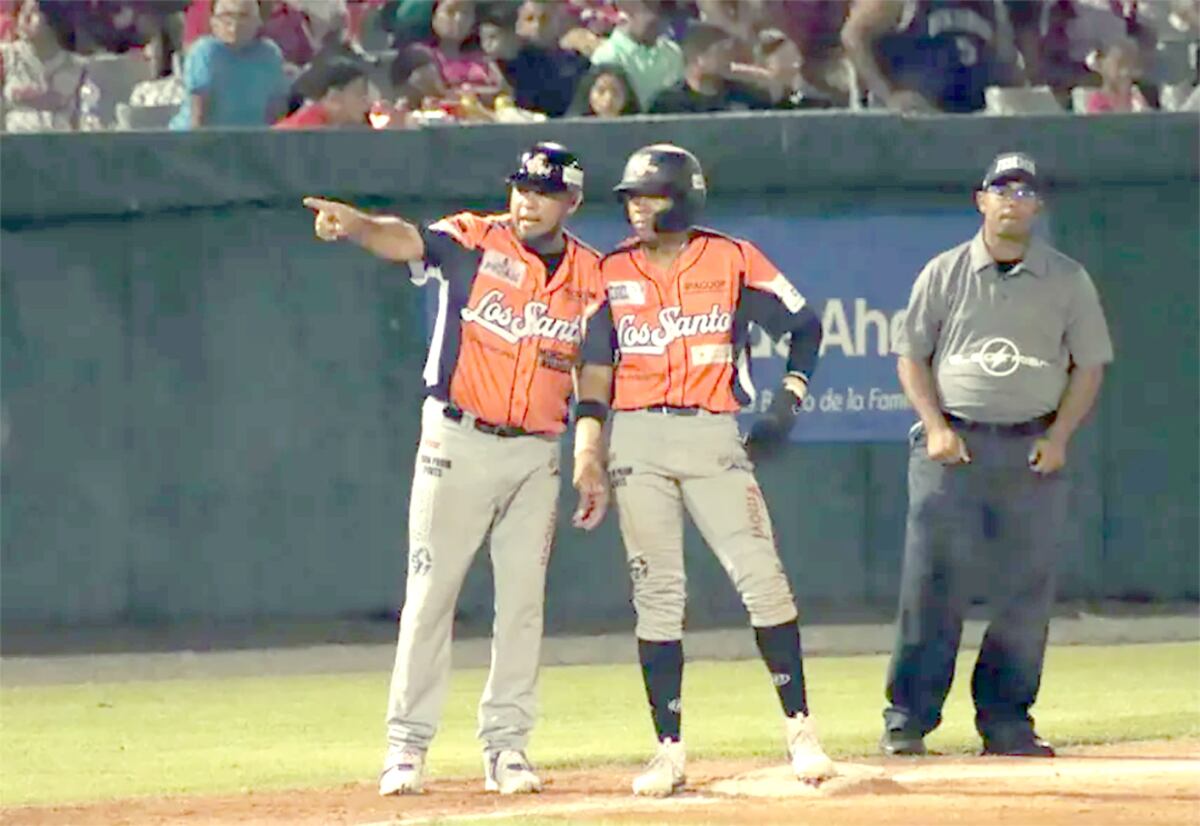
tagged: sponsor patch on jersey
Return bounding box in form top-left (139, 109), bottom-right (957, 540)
top-left (538, 348), bottom-right (575, 373)
top-left (689, 343), bottom-right (733, 365)
top-left (683, 278), bottom-right (728, 293)
top-left (479, 249), bottom-right (527, 289)
top-left (607, 281), bottom-right (646, 306)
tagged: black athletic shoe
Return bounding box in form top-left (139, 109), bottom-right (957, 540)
top-left (981, 730), bottom-right (1056, 757)
top-left (880, 729), bottom-right (927, 756)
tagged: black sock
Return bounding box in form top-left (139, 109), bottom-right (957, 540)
top-left (754, 620), bottom-right (808, 717)
top-left (638, 638), bottom-right (683, 742)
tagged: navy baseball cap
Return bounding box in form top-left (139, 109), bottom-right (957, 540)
top-left (506, 142), bottom-right (584, 193)
top-left (981, 151), bottom-right (1040, 189)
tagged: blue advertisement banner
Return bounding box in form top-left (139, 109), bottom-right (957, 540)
top-left (569, 205), bottom-right (983, 443)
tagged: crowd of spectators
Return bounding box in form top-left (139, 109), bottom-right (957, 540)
top-left (1, 0), bottom-right (1197, 132)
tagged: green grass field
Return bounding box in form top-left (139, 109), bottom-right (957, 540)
top-left (3, 642), bottom-right (1198, 807)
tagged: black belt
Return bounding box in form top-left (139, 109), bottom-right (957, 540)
top-left (944, 412), bottom-right (1056, 436)
top-left (633, 406), bottom-right (705, 416)
top-left (442, 404), bottom-right (538, 438)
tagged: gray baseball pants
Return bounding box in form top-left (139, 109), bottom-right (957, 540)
top-left (385, 397), bottom-right (559, 755)
top-left (607, 409), bottom-right (799, 640)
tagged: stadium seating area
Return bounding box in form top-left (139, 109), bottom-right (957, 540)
top-left (1, 0), bottom-right (1197, 132)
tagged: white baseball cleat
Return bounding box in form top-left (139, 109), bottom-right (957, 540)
top-left (632, 738), bottom-right (686, 797)
top-left (379, 746), bottom-right (426, 796)
top-left (786, 713), bottom-right (837, 784)
top-left (484, 749), bottom-right (543, 794)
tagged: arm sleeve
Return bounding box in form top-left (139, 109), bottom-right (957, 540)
top-left (589, 37), bottom-right (618, 66)
top-left (580, 299), bottom-right (617, 366)
top-left (893, 261), bottom-right (945, 360)
top-left (740, 242), bottom-right (822, 380)
top-left (1064, 267), bottom-right (1114, 368)
top-left (413, 213), bottom-right (482, 286)
top-left (182, 38), bottom-right (215, 94)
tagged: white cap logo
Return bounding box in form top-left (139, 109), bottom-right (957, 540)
top-left (994, 154), bottom-right (1036, 176)
top-left (525, 153), bottom-right (553, 177)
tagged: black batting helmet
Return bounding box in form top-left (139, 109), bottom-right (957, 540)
top-left (613, 143), bottom-right (706, 232)
top-left (506, 142), bottom-right (585, 194)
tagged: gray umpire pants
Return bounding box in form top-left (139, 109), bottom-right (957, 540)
top-left (385, 397), bottom-right (559, 755)
top-left (608, 409), bottom-right (799, 641)
top-left (884, 418), bottom-right (1069, 740)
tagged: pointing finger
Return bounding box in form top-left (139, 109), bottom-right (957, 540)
top-left (303, 196), bottom-right (340, 212)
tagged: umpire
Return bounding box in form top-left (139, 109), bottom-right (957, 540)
top-left (882, 152), bottom-right (1113, 757)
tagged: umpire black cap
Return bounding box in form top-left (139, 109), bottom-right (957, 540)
top-left (507, 142), bottom-right (585, 194)
top-left (614, 143), bottom-right (706, 232)
top-left (981, 151), bottom-right (1040, 190)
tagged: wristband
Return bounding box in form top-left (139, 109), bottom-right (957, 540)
top-left (574, 400), bottom-right (609, 424)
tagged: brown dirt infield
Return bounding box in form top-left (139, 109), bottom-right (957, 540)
top-left (4, 740), bottom-right (1198, 826)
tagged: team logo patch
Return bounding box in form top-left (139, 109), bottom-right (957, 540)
top-left (524, 152), bottom-right (554, 178)
top-left (479, 249), bottom-right (527, 288)
top-left (624, 154), bottom-right (659, 181)
top-left (607, 281), bottom-right (646, 307)
top-left (689, 343), bottom-right (732, 365)
top-left (629, 555), bottom-right (649, 582)
top-left (410, 547), bottom-right (432, 576)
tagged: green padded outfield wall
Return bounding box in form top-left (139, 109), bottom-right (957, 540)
top-left (1, 114), bottom-right (1196, 632)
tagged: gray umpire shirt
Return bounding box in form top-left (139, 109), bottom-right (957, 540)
top-left (896, 231), bottom-right (1114, 424)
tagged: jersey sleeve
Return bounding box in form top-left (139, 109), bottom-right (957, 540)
top-left (414, 212), bottom-right (486, 286)
top-left (580, 298), bottom-right (617, 366)
top-left (182, 37), bottom-right (216, 94)
top-left (1064, 265), bottom-right (1114, 368)
top-left (739, 242), bottom-right (822, 380)
top-left (741, 242), bottom-right (809, 315)
top-left (894, 260), bottom-right (945, 360)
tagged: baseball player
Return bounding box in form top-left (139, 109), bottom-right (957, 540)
top-left (304, 142), bottom-right (602, 796)
top-left (571, 143), bottom-right (836, 796)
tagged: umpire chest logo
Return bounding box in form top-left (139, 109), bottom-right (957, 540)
top-left (947, 336), bottom-right (1050, 377)
top-left (479, 250), bottom-right (527, 288)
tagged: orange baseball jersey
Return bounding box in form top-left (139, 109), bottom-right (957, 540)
top-left (581, 229), bottom-right (821, 412)
top-left (415, 211), bottom-right (602, 435)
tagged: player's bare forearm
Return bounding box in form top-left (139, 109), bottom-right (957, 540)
top-left (306, 195), bottom-right (426, 262)
top-left (841, 0), bottom-right (902, 103)
top-left (576, 363), bottom-right (613, 405)
top-left (897, 356), bottom-right (949, 432)
top-left (573, 364), bottom-right (613, 455)
top-left (355, 216), bottom-right (425, 262)
top-left (1046, 365), bottom-right (1104, 445)
top-left (571, 363), bottom-right (613, 530)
